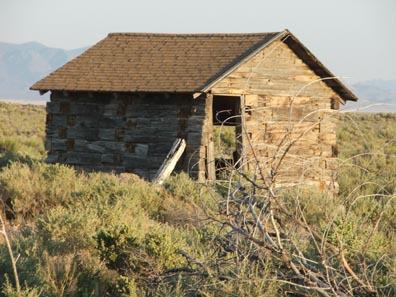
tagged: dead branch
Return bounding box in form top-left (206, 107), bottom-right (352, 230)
top-left (0, 214), bottom-right (20, 293)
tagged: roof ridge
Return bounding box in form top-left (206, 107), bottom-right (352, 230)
top-left (107, 32), bottom-right (281, 37)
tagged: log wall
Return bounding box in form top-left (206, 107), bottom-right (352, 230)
top-left (46, 92), bottom-right (208, 180)
top-left (211, 40), bottom-right (340, 190)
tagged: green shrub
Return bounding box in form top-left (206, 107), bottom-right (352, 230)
top-left (1, 275), bottom-right (41, 297)
top-left (37, 206), bottom-right (99, 253)
top-left (338, 113), bottom-right (396, 196)
top-left (96, 225), bottom-right (141, 273)
top-left (144, 229), bottom-right (187, 270)
top-left (0, 163), bottom-right (80, 221)
top-left (0, 108), bottom-right (395, 295)
top-left (213, 125), bottom-right (236, 159)
top-left (0, 103), bottom-right (45, 168)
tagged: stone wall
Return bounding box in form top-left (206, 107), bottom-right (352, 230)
top-left (211, 40), bottom-right (341, 190)
top-left (46, 91), bottom-right (208, 180)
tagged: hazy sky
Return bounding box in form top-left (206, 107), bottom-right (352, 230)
top-left (1, 0), bottom-right (395, 82)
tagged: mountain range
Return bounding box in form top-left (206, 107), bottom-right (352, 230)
top-left (0, 41), bottom-right (87, 102)
top-left (347, 80), bottom-right (396, 112)
top-left (0, 41), bottom-right (395, 112)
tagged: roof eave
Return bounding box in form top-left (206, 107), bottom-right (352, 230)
top-left (282, 32), bottom-right (358, 102)
top-left (30, 86), bottom-right (198, 94)
top-left (30, 84), bottom-right (48, 93)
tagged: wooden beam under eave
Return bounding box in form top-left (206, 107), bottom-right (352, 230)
top-left (193, 92), bottom-right (204, 99)
top-left (332, 94), bottom-right (346, 106)
top-left (39, 90), bottom-right (48, 95)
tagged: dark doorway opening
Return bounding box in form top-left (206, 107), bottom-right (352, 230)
top-left (212, 95), bottom-right (242, 178)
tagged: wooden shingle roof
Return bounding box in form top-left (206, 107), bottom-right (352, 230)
top-left (31, 32), bottom-right (279, 93)
top-left (31, 30), bottom-right (357, 101)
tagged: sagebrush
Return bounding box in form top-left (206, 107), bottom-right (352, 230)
top-left (0, 103), bottom-right (395, 296)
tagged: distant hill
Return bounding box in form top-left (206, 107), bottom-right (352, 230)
top-left (348, 80), bottom-right (396, 112)
top-left (0, 41), bottom-right (87, 102)
top-left (0, 41), bottom-right (395, 111)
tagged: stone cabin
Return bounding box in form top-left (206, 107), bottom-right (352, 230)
top-left (31, 29), bottom-right (357, 189)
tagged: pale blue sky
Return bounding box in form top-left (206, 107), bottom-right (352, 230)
top-left (1, 0), bottom-right (395, 81)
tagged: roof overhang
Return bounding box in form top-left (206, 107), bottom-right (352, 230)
top-left (30, 30), bottom-right (357, 103)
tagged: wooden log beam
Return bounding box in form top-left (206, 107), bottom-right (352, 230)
top-left (153, 138), bottom-right (186, 185)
